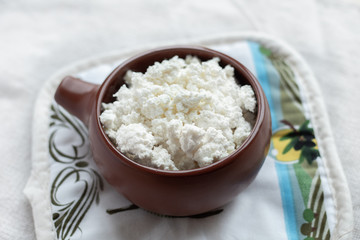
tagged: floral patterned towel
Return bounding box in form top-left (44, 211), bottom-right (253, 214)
top-left (24, 34), bottom-right (353, 240)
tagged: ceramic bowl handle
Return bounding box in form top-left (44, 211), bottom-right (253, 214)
top-left (55, 76), bottom-right (100, 127)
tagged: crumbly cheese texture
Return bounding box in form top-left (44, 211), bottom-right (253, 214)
top-left (100, 56), bottom-right (256, 170)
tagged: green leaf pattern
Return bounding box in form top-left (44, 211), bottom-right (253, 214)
top-left (260, 45), bottom-right (331, 239)
top-left (301, 174), bottom-right (331, 239)
top-left (49, 103), bottom-right (103, 240)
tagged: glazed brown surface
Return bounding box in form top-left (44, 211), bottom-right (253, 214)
top-left (54, 46), bottom-right (272, 216)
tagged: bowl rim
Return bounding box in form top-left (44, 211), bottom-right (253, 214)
top-left (95, 45), bottom-right (267, 177)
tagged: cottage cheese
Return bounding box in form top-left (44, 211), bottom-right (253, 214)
top-left (100, 56), bottom-right (256, 170)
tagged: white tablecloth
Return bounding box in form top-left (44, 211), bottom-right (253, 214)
top-left (1, 0), bottom-right (359, 239)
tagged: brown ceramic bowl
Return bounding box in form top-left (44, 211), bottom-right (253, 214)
top-left (54, 46), bottom-right (271, 216)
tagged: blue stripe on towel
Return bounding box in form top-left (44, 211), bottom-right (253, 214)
top-left (248, 41), bottom-right (299, 240)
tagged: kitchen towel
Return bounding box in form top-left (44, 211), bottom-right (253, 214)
top-left (24, 33), bottom-right (353, 240)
